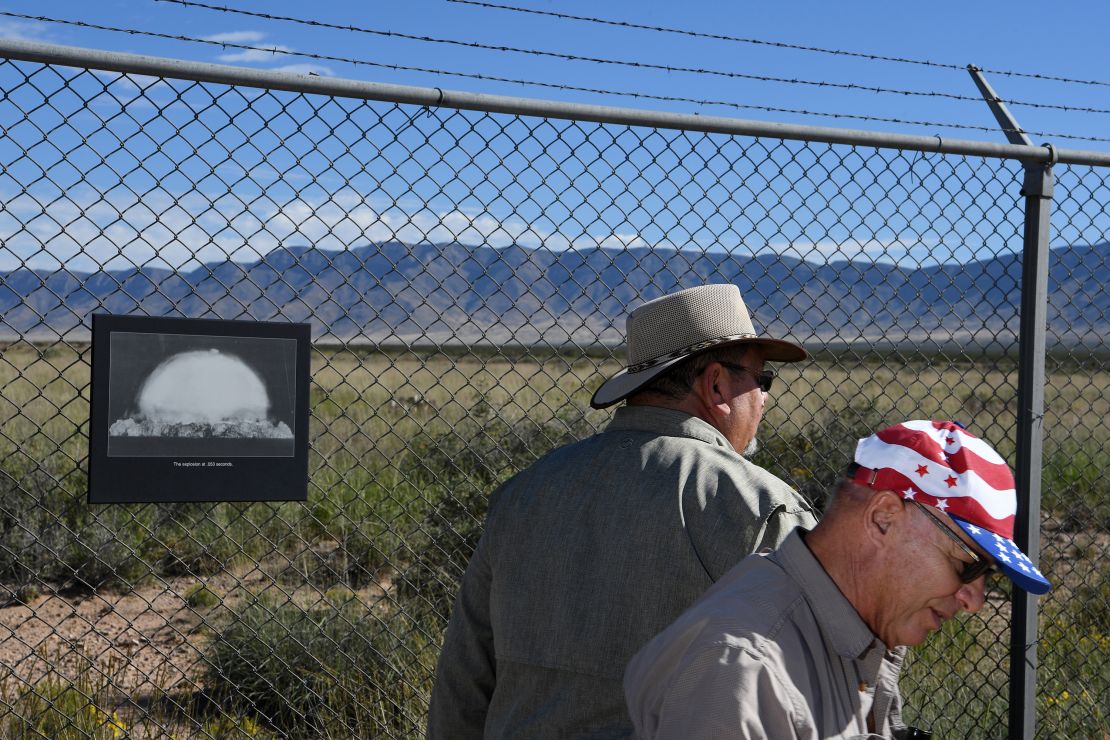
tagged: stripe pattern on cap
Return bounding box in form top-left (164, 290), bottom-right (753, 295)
top-left (853, 420), bottom-right (1016, 539)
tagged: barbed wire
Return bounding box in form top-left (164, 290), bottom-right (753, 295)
top-left (150, 0), bottom-right (1110, 117)
top-left (447, 0), bottom-right (1110, 90)
top-left (5, 10), bottom-right (1110, 144)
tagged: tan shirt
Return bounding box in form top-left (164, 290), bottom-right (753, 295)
top-left (624, 529), bottom-right (907, 739)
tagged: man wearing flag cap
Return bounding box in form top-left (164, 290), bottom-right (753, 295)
top-left (428, 284), bottom-right (818, 738)
top-left (625, 420), bottom-right (1050, 740)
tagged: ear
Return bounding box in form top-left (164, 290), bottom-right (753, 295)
top-left (692, 361), bottom-right (731, 412)
top-left (863, 489), bottom-right (906, 545)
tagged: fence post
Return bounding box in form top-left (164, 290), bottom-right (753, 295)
top-left (964, 66), bottom-right (1054, 737)
top-left (1009, 150), bottom-right (1054, 739)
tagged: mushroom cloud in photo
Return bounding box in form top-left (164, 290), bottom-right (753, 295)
top-left (109, 349), bottom-right (293, 439)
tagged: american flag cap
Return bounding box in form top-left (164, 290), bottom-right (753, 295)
top-left (851, 420), bottom-right (1050, 595)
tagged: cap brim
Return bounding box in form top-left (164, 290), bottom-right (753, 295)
top-left (590, 337), bottom-right (807, 409)
top-left (951, 516), bottom-right (1052, 594)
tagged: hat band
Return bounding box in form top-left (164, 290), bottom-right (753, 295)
top-left (627, 333), bottom-right (757, 374)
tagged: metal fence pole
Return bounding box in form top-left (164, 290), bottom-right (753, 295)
top-left (965, 66), bottom-right (1054, 737)
top-left (0, 38), bottom-right (1108, 167)
top-left (1009, 150), bottom-right (1055, 739)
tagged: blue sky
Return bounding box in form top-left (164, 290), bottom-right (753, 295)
top-left (0, 1), bottom-right (1108, 271)
top-left (4, 0), bottom-right (1109, 147)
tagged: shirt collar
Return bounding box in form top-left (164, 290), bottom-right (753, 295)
top-left (605, 404), bottom-right (732, 449)
top-left (772, 528), bottom-right (882, 660)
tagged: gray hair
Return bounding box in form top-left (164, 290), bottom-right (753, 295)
top-left (636, 344), bottom-right (758, 402)
top-left (825, 478), bottom-right (877, 516)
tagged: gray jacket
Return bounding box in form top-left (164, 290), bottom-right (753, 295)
top-left (427, 405), bottom-right (818, 739)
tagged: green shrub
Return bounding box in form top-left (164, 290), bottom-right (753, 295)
top-left (201, 712), bottom-right (272, 738)
top-left (901, 589), bottom-right (1110, 738)
top-left (1041, 440), bottom-right (1110, 531)
top-left (150, 504), bottom-right (239, 576)
top-left (324, 586), bottom-right (356, 607)
top-left (14, 583), bottom-right (41, 604)
top-left (0, 465), bottom-right (76, 586)
top-left (901, 615), bottom-right (1010, 736)
top-left (1, 676), bottom-right (127, 739)
top-left (204, 594), bottom-right (437, 737)
top-left (185, 582), bottom-right (221, 609)
top-left (60, 503), bottom-right (154, 592)
top-left (0, 461), bottom-right (157, 593)
top-left (1037, 607), bottom-right (1110, 735)
top-left (753, 403), bottom-right (890, 511)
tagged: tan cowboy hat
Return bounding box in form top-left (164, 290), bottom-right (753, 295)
top-left (590, 284), bottom-right (806, 409)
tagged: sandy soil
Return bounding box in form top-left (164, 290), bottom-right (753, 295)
top-left (2, 575), bottom-right (219, 697)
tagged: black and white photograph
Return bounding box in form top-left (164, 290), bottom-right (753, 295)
top-left (88, 314), bottom-right (310, 503)
top-left (107, 331), bottom-right (297, 458)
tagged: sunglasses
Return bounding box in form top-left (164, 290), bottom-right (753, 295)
top-left (910, 500), bottom-right (996, 583)
top-left (717, 362), bottom-right (776, 393)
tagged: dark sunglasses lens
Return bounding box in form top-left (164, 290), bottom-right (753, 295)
top-left (961, 559), bottom-right (995, 583)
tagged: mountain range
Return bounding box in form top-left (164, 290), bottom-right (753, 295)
top-left (1, 241), bottom-right (1106, 349)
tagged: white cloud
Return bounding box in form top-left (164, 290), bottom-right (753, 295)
top-left (218, 46), bottom-right (294, 64)
top-left (595, 232), bottom-right (649, 249)
top-left (89, 70), bottom-right (170, 99)
top-left (0, 184), bottom-right (666, 272)
top-left (761, 237), bottom-right (945, 265)
top-left (202, 31), bottom-right (304, 66)
top-left (202, 31), bottom-right (266, 44)
top-left (0, 20), bottom-right (49, 42)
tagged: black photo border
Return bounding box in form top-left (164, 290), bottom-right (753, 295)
top-left (88, 314), bottom-right (311, 504)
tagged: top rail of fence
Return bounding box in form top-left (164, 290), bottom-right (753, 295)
top-left (3, 37), bottom-right (1110, 168)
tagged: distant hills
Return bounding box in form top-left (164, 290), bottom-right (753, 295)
top-left (1, 241), bottom-right (1106, 349)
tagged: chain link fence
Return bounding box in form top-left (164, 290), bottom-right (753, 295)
top-left (0, 45), bottom-right (1106, 738)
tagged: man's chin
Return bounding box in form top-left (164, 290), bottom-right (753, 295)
top-left (741, 438), bottom-right (759, 458)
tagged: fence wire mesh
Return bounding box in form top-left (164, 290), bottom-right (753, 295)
top-left (0, 56), bottom-right (1106, 738)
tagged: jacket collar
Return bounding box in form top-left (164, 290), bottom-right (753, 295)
top-left (772, 529), bottom-right (883, 661)
top-left (605, 404), bottom-right (732, 449)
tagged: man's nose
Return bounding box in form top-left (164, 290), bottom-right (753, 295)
top-left (956, 576), bottom-right (987, 614)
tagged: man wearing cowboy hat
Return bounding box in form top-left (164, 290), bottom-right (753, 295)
top-left (624, 420), bottom-right (1051, 739)
top-left (428, 284), bottom-right (818, 738)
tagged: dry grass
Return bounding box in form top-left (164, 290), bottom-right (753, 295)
top-left (0, 340), bottom-right (1106, 737)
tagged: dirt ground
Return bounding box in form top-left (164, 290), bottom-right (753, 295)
top-left (0, 555), bottom-right (392, 738)
top-left (1, 573), bottom-right (224, 698)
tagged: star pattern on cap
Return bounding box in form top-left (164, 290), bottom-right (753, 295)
top-left (988, 537), bottom-right (1048, 586)
top-left (935, 498), bottom-right (949, 512)
top-left (903, 488), bottom-right (916, 500)
top-left (967, 524), bottom-right (981, 535)
top-left (916, 465), bottom-right (928, 477)
top-left (945, 475), bottom-right (958, 488)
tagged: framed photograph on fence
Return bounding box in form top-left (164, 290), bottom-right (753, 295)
top-left (88, 314), bottom-right (311, 503)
